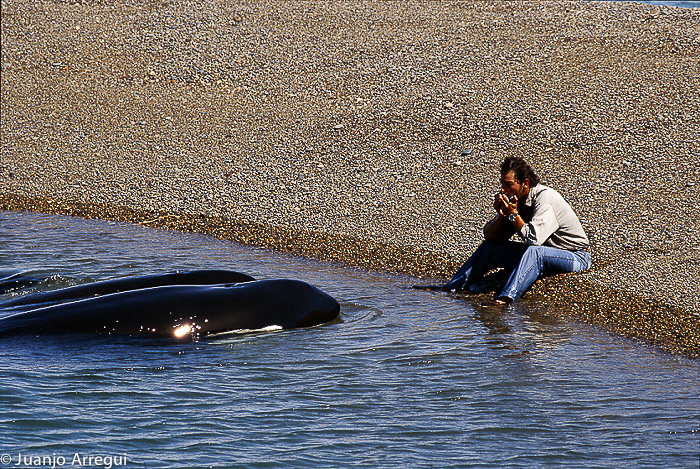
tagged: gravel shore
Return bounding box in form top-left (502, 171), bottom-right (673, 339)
top-left (2, 0), bottom-right (699, 356)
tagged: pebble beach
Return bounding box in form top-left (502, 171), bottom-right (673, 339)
top-left (1, 0), bottom-right (699, 356)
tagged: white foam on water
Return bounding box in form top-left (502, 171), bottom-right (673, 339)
top-left (207, 325), bottom-right (283, 337)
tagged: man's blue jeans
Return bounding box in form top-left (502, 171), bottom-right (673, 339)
top-left (443, 240), bottom-right (591, 301)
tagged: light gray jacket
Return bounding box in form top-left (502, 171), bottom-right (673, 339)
top-left (484, 184), bottom-right (590, 251)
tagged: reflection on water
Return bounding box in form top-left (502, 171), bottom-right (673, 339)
top-left (0, 211), bottom-right (698, 468)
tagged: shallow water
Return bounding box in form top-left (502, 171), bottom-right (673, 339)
top-left (0, 211), bottom-right (698, 468)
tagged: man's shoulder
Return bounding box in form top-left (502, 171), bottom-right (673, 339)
top-left (527, 184), bottom-right (559, 204)
top-left (533, 183), bottom-right (556, 194)
top-left (531, 184), bottom-right (578, 216)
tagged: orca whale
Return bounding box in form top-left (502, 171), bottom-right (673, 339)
top-left (0, 270), bottom-right (255, 309)
top-left (0, 270), bottom-right (340, 338)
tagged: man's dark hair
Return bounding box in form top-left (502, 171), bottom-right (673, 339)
top-left (500, 157), bottom-right (540, 187)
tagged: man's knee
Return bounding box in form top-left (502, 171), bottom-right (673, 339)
top-left (522, 246), bottom-right (543, 262)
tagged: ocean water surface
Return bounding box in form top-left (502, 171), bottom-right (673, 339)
top-left (0, 211), bottom-right (698, 468)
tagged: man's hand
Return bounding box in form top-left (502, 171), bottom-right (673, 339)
top-left (486, 191), bottom-right (520, 240)
top-left (493, 191), bottom-right (504, 213)
top-left (495, 191), bottom-right (518, 217)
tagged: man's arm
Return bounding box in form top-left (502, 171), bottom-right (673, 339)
top-left (483, 214), bottom-right (508, 241)
top-left (519, 203), bottom-right (558, 246)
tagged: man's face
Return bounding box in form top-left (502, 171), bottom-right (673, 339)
top-left (500, 171), bottom-right (529, 199)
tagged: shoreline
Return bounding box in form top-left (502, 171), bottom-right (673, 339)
top-left (2, 192), bottom-right (698, 358)
top-left (2, 0), bottom-right (699, 357)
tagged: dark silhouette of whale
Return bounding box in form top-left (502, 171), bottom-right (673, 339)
top-left (0, 270), bottom-right (340, 338)
top-left (0, 270), bottom-right (255, 309)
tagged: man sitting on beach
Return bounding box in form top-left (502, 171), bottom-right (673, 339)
top-left (418, 157), bottom-right (591, 304)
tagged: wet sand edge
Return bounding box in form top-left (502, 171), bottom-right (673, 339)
top-left (3, 192), bottom-right (697, 359)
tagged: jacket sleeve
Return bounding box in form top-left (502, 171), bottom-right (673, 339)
top-left (518, 202), bottom-right (559, 246)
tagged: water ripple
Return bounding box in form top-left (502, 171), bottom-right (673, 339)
top-left (1, 211), bottom-right (699, 468)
